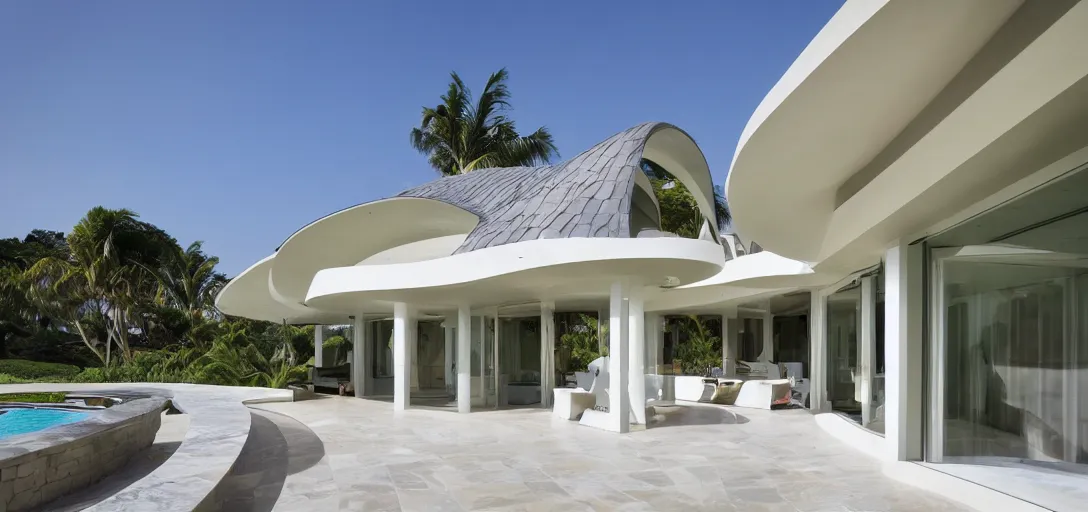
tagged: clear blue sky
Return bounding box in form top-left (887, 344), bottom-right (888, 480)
top-left (0, 0), bottom-right (844, 276)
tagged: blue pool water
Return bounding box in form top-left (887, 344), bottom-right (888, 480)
top-left (0, 408), bottom-right (88, 439)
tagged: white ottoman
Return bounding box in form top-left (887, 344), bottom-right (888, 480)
top-left (674, 376), bottom-right (717, 402)
top-left (734, 379), bottom-right (792, 409)
top-left (552, 388), bottom-right (596, 420)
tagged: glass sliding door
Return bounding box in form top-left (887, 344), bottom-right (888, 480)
top-left (416, 321), bottom-right (445, 391)
top-left (826, 282), bottom-right (861, 418)
top-left (501, 317), bottom-right (543, 406)
top-left (930, 254), bottom-right (1088, 466)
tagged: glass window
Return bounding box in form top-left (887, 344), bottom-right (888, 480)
top-left (826, 282), bottom-right (861, 418)
top-left (416, 321), bottom-right (444, 390)
top-left (739, 317), bottom-right (763, 362)
top-left (939, 261), bottom-right (1087, 464)
top-left (371, 320), bottom-right (393, 378)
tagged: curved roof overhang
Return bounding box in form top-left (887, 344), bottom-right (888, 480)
top-left (682, 251), bottom-right (845, 290)
top-left (304, 237), bottom-right (724, 313)
top-left (269, 197), bottom-right (479, 307)
top-left (215, 255), bottom-right (346, 324)
top-left (646, 251), bottom-right (846, 313)
top-left (643, 125), bottom-right (720, 240)
top-left (726, 0), bottom-right (1028, 263)
top-left (647, 286), bottom-right (796, 316)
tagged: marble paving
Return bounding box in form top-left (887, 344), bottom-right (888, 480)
top-left (246, 397), bottom-right (971, 512)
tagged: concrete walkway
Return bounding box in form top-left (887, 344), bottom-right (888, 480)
top-left (247, 397), bottom-right (970, 512)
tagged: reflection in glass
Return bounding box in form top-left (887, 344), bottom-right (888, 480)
top-left (825, 273), bottom-right (885, 433)
top-left (416, 321), bottom-right (445, 390)
top-left (827, 283), bottom-right (861, 418)
top-left (500, 317), bottom-right (542, 383)
top-left (942, 262), bottom-right (1088, 464)
top-left (371, 320), bottom-right (394, 378)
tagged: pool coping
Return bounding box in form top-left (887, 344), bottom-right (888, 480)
top-left (0, 383), bottom-right (294, 512)
top-left (0, 391), bottom-right (167, 510)
top-left (0, 393), bottom-right (169, 468)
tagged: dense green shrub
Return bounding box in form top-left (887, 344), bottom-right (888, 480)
top-left (0, 373), bottom-right (31, 384)
top-left (0, 392), bottom-right (66, 403)
top-left (0, 359), bottom-right (80, 380)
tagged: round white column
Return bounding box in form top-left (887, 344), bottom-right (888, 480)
top-left (393, 303), bottom-right (412, 411)
top-left (353, 315), bottom-right (366, 398)
top-left (628, 290), bottom-right (646, 425)
top-left (457, 305), bottom-right (472, 413)
top-left (608, 281), bottom-right (630, 433)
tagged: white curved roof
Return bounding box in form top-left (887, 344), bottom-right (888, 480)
top-left (306, 237), bottom-right (725, 313)
top-left (270, 197), bottom-right (479, 307)
top-left (217, 122), bottom-right (743, 321)
top-left (725, 0), bottom-right (1029, 265)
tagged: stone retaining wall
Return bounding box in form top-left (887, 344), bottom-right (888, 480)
top-left (0, 395), bottom-right (165, 511)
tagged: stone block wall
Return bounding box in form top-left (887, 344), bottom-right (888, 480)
top-left (0, 402), bottom-right (162, 511)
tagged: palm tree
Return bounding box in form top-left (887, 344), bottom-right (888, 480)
top-left (410, 68), bottom-right (559, 175)
top-left (24, 207), bottom-right (174, 365)
top-left (143, 241), bottom-right (226, 322)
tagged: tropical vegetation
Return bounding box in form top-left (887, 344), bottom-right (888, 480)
top-left (674, 315), bottom-right (723, 375)
top-left (410, 68), bottom-right (559, 176)
top-left (558, 313), bottom-right (608, 373)
top-left (0, 207), bottom-right (314, 388)
top-left (642, 159), bottom-right (732, 236)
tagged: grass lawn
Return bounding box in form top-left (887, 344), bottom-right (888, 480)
top-left (0, 392), bottom-right (67, 403)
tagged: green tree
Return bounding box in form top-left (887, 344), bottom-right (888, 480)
top-left (559, 314), bottom-right (608, 372)
top-left (675, 315), bottom-right (722, 376)
top-left (410, 68), bottom-right (559, 176)
top-left (0, 231), bottom-right (72, 358)
top-left (143, 241), bottom-right (227, 321)
top-left (24, 207), bottom-right (177, 365)
top-left (642, 159), bottom-right (731, 237)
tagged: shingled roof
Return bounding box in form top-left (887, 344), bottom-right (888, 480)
top-left (399, 122), bottom-right (686, 254)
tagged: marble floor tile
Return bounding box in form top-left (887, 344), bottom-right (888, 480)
top-left (222, 398), bottom-right (971, 512)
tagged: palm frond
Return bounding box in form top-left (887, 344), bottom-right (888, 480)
top-left (411, 69), bottom-right (556, 175)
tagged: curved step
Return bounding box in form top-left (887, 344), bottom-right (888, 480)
top-left (0, 383), bottom-right (292, 512)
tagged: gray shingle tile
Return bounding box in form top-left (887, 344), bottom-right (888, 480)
top-left (396, 122), bottom-right (690, 253)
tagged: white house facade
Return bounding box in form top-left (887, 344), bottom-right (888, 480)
top-left (726, 0), bottom-right (1088, 510)
top-left (217, 1), bottom-right (1088, 509)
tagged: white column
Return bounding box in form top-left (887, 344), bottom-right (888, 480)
top-left (885, 242), bottom-right (924, 461)
top-left (722, 306), bottom-right (738, 375)
top-left (457, 305), bottom-right (471, 413)
top-left (494, 308), bottom-right (501, 408)
top-left (645, 313), bottom-right (661, 372)
top-left (608, 281), bottom-right (631, 433)
top-left (761, 300), bottom-right (774, 364)
top-left (810, 291), bottom-right (829, 412)
top-left (353, 315), bottom-right (366, 398)
top-left (444, 323), bottom-right (455, 396)
top-left (628, 290), bottom-right (646, 424)
top-left (393, 303), bottom-right (411, 411)
top-left (860, 276), bottom-right (877, 426)
top-left (540, 302), bottom-right (555, 408)
top-left (314, 325), bottom-right (324, 368)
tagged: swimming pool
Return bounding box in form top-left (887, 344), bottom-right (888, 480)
top-left (0, 408), bottom-right (88, 439)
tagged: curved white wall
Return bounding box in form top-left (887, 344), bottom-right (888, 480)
top-left (270, 197), bottom-right (478, 306)
top-left (357, 234), bottom-right (469, 266)
top-left (726, 0), bottom-right (1022, 264)
top-left (306, 237), bottom-right (725, 312)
